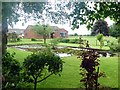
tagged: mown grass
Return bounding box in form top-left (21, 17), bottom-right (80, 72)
top-left (8, 39), bottom-right (43, 45)
top-left (7, 47), bottom-right (32, 65)
top-left (8, 36), bottom-right (117, 50)
top-left (7, 47), bottom-right (118, 88)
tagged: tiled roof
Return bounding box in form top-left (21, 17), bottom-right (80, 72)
top-left (25, 25), bottom-right (67, 32)
top-left (8, 29), bottom-right (25, 34)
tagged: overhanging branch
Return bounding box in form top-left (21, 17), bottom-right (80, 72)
top-left (37, 73), bottom-right (54, 83)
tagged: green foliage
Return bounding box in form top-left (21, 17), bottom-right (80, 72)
top-left (79, 36), bottom-right (85, 48)
top-left (23, 49), bottom-right (63, 90)
top-left (50, 39), bottom-right (59, 49)
top-left (69, 39), bottom-right (79, 44)
top-left (31, 38), bottom-right (37, 41)
top-left (7, 47), bottom-right (119, 88)
top-left (7, 32), bottom-right (18, 42)
top-left (109, 23), bottom-right (120, 38)
top-left (97, 34), bottom-right (104, 49)
top-left (70, 2), bottom-right (120, 30)
top-left (2, 2), bottom-right (45, 54)
top-left (2, 52), bottom-right (21, 89)
top-left (97, 34), bottom-right (103, 42)
top-left (108, 41), bottom-right (120, 52)
top-left (16, 82), bottom-right (33, 89)
top-left (32, 24), bottom-right (53, 44)
top-left (92, 19), bottom-right (109, 36)
top-left (59, 38), bottom-right (70, 43)
top-left (79, 50), bottom-right (105, 90)
top-left (17, 38), bottom-right (21, 42)
top-left (74, 33), bottom-right (78, 36)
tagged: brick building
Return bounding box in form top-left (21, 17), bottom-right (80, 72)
top-left (24, 25), bottom-right (68, 39)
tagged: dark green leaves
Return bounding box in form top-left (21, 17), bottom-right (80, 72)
top-left (91, 19), bottom-right (109, 36)
top-left (70, 2), bottom-right (120, 30)
top-left (2, 52), bottom-right (21, 89)
top-left (23, 49), bottom-right (63, 83)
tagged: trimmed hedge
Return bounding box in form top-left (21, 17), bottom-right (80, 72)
top-left (59, 38), bottom-right (79, 44)
top-left (31, 38), bottom-right (37, 41)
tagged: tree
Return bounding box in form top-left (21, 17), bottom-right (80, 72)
top-left (2, 1), bottom-right (70, 54)
top-left (50, 38), bottom-right (59, 49)
top-left (91, 19), bottom-right (109, 36)
top-left (2, 52), bottom-right (21, 89)
top-left (79, 50), bottom-right (105, 90)
top-left (7, 32), bottom-right (18, 42)
top-left (70, 2), bottom-right (120, 30)
top-left (32, 24), bottom-right (53, 44)
top-left (97, 34), bottom-right (104, 49)
top-left (109, 23), bottom-right (120, 38)
top-left (2, 2), bottom-right (46, 54)
top-left (23, 48), bottom-right (63, 90)
top-left (74, 33), bottom-right (78, 36)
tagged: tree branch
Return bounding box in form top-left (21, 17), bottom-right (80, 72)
top-left (37, 73), bottom-right (54, 83)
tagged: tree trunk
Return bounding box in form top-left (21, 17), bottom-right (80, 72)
top-left (43, 35), bottom-right (46, 44)
top-left (34, 78), bottom-right (37, 90)
top-left (2, 5), bottom-right (8, 55)
top-left (96, 40), bottom-right (97, 46)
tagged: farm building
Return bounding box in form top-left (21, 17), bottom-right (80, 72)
top-left (24, 25), bottom-right (68, 39)
top-left (8, 28), bottom-right (25, 38)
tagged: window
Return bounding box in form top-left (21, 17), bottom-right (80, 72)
top-left (60, 32), bottom-right (66, 38)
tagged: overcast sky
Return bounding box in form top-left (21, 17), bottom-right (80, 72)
top-left (8, 1), bottom-right (115, 35)
top-left (9, 17), bottom-right (114, 35)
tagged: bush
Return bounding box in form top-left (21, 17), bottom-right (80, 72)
top-left (97, 34), bottom-right (104, 49)
top-left (109, 41), bottom-right (120, 52)
top-left (31, 38), bottom-right (37, 41)
top-left (16, 82), bottom-right (33, 89)
top-left (79, 50), bottom-right (105, 90)
top-left (50, 39), bottom-right (59, 49)
top-left (69, 39), bottom-right (79, 44)
top-left (17, 38), bottom-right (21, 41)
top-left (2, 52), bottom-right (21, 89)
top-left (59, 38), bottom-right (70, 43)
top-left (23, 48), bottom-right (63, 90)
top-left (97, 34), bottom-right (103, 42)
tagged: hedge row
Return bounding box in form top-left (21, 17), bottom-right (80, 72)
top-left (59, 38), bottom-right (79, 44)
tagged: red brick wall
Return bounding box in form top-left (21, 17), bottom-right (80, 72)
top-left (53, 28), bottom-right (68, 38)
top-left (24, 26), bottom-right (43, 39)
top-left (24, 26), bottom-right (68, 39)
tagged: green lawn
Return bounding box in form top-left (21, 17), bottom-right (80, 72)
top-left (7, 47), bottom-right (32, 65)
top-left (8, 36), bottom-right (117, 50)
top-left (8, 39), bottom-right (43, 45)
top-left (7, 47), bottom-right (118, 88)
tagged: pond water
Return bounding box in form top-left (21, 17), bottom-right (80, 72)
top-left (55, 53), bottom-right (72, 57)
top-left (11, 44), bottom-right (114, 57)
top-left (14, 45), bottom-right (44, 49)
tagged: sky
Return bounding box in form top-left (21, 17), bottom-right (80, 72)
top-left (8, 1), bottom-right (115, 35)
top-left (9, 17), bottom-right (114, 35)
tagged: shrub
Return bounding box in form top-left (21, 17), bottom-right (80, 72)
top-left (78, 50), bottom-right (105, 90)
top-left (2, 52), bottom-right (21, 89)
top-left (23, 48), bottom-right (63, 90)
top-left (69, 39), bottom-right (79, 44)
top-left (17, 38), bottom-right (21, 41)
top-left (97, 34), bottom-right (103, 42)
top-left (79, 36), bottom-right (85, 47)
top-left (56, 38), bottom-right (63, 42)
top-left (16, 82), bottom-right (33, 89)
top-left (97, 34), bottom-right (104, 49)
top-left (74, 33), bottom-right (78, 36)
top-left (109, 41), bottom-right (120, 52)
top-left (31, 38), bottom-right (37, 41)
top-left (59, 38), bottom-right (70, 43)
top-left (50, 39), bottom-right (59, 49)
